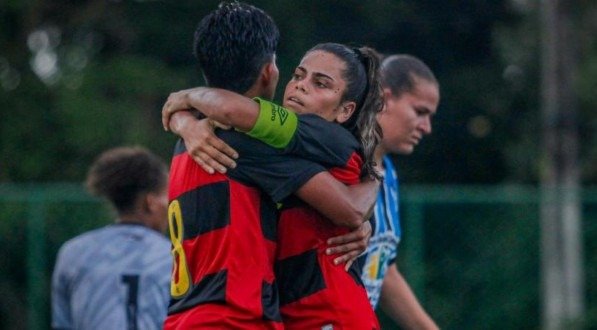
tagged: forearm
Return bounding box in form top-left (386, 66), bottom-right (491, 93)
top-left (185, 87), bottom-right (259, 130)
top-left (380, 265), bottom-right (439, 330)
top-left (296, 173), bottom-right (379, 229)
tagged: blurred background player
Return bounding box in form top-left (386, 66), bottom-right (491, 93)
top-left (51, 146), bottom-right (171, 330)
top-left (357, 54), bottom-right (440, 329)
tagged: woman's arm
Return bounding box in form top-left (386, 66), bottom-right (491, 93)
top-left (162, 87), bottom-right (260, 132)
top-left (380, 265), bottom-right (439, 329)
top-left (164, 88), bottom-right (299, 151)
top-left (163, 87), bottom-right (379, 227)
top-left (295, 172), bottom-right (379, 229)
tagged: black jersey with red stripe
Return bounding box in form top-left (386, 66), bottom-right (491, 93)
top-left (165, 129), bottom-right (328, 329)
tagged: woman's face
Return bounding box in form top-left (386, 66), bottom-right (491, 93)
top-left (378, 78), bottom-right (439, 155)
top-left (283, 50), bottom-right (353, 122)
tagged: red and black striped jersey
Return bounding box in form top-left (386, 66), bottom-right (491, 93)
top-left (247, 99), bottom-right (379, 329)
top-left (165, 129), bottom-right (329, 329)
top-left (276, 152), bottom-right (380, 330)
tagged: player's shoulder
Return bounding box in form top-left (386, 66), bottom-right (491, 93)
top-left (299, 113), bottom-right (349, 130)
top-left (131, 228), bottom-right (171, 269)
top-left (217, 128), bottom-right (282, 156)
top-left (298, 114), bottom-right (359, 146)
top-left (141, 228), bottom-right (171, 251)
top-left (115, 224), bottom-right (170, 248)
top-left (60, 226), bottom-right (109, 251)
top-left (60, 225), bottom-right (167, 254)
top-left (55, 226), bottom-right (111, 266)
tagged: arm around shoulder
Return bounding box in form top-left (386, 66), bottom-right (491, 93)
top-left (185, 88), bottom-right (260, 130)
top-left (163, 87), bottom-right (260, 132)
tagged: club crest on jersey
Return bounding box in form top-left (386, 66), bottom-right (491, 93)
top-left (270, 104), bottom-right (289, 126)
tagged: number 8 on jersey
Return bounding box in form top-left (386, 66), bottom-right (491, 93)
top-left (168, 200), bottom-right (191, 297)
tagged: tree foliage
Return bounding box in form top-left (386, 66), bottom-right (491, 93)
top-left (1, 0), bottom-right (595, 184)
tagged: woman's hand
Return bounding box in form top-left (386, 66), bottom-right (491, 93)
top-left (162, 89), bottom-right (195, 131)
top-left (326, 220), bottom-right (372, 271)
top-left (170, 111), bottom-right (238, 174)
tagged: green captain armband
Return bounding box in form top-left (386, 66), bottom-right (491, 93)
top-left (246, 97), bottom-right (298, 149)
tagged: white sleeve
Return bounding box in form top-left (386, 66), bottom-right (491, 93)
top-left (51, 247), bottom-right (73, 329)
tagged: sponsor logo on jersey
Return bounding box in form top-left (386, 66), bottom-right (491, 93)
top-left (271, 104), bottom-right (289, 126)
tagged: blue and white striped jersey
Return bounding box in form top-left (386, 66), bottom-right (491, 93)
top-left (52, 223), bottom-right (171, 330)
top-left (359, 156), bottom-right (402, 309)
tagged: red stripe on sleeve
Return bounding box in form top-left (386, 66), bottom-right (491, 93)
top-left (327, 151), bottom-right (362, 185)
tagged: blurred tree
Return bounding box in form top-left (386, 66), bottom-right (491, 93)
top-left (1, 0), bottom-right (594, 185)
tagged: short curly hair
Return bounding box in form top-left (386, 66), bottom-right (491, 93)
top-left (86, 146), bottom-right (167, 214)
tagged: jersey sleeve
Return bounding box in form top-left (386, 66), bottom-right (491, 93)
top-left (245, 98), bottom-right (299, 148)
top-left (51, 246), bottom-right (73, 330)
top-left (247, 98), bottom-right (360, 168)
top-left (328, 151), bottom-right (363, 185)
top-left (218, 129), bottom-right (326, 202)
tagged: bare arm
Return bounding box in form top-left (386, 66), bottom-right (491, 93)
top-left (380, 264), bottom-right (439, 330)
top-left (163, 87), bottom-right (259, 132)
top-left (295, 172), bottom-right (379, 229)
top-left (163, 88), bottom-right (380, 228)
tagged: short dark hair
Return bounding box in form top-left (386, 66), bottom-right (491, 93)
top-left (193, 1), bottom-right (279, 94)
top-left (381, 54), bottom-right (438, 97)
top-left (86, 146), bottom-right (167, 214)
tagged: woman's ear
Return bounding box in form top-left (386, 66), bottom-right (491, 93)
top-left (261, 62), bottom-right (275, 85)
top-left (382, 88), bottom-right (395, 111)
top-left (256, 61), bottom-right (279, 99)
top-left (264, 61), bottom-right (280, 85)
top-left (383, 87), bottom-right (393, 99)
top-left (335, 101), bottom-right (356, 124)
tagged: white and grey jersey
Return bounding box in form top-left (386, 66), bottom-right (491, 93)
top-left (51, 223), bottom-right (171, 330)
top-left (359, 156), bottom-right (402, 309)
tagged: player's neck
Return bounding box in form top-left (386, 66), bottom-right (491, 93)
top-left (117, 213), bottom-right (146, 226)
top-left (243, 84), bottom-right (266, 99)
